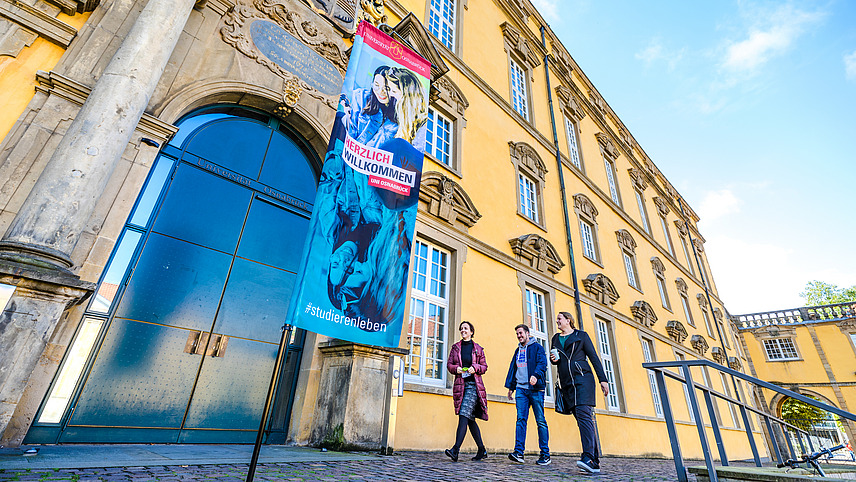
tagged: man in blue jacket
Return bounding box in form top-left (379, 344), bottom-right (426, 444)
top-left (505, 324), bottom-right (550, 465)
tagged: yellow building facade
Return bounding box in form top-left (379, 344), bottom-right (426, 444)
top-left (0, 0), bottom-right (768, 462)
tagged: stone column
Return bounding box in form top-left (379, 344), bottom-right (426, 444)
top-left (310, 342), bottom-right (409, 450)
top-left (0, 0), bottom-right (196, 444)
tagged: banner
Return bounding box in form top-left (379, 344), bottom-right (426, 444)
top-left (286, 22), bottom-right (431, 347)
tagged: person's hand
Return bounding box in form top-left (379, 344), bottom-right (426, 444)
top-left (456, 366), bottom-right (463, 374)
top-left (507, 389), bottom-right (514, 400)
top-left (529, 376), bottom-right (537, 386)
top-left (601, 381), bottom-right (609, 397)
top-left (550, 352), bottom-right (558, 362)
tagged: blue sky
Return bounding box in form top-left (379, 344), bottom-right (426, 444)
top-left (533, 0), bottom-right (856, 314)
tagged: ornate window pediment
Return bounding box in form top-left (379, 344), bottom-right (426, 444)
top-left (500, 21), bottom-right (540, 72)
top-left (595, 132), bottom-right (620, 159)
top-left (588, 89), bottom-right (607, 114)
top-left (583, 273), bottom-right (619, 306)
top-left (666, 320), bottom-right (688, 343)
top-left (631, 300), bottom-right (657, 327)
top-left (651, 256), bottom-right (666, 276)
top-left (691, 335), bottom-right (709, 356)
top-left (675, 278), bottom-right (688, 296)
top-left (551, 46), bottom-right (575, 82)
top-left (692, 238), bottom-right (704, 254)
top-left (711, 346), bottom-right (726, 364)
top-left (509, 141), bottom-right (547, 181)
top-left (653, 197), bottom-right (671, 217)
top-left (555, 85), bottom-right (586, 122)
top-left (697, 293), bottom-right (708, 309)
top-left (430, 76), bottom-right (469, 118)
top-left (385, 13), bottom-right (450, 81)
top-left (509, 234), bottom-right (564, 275)
top-left (616, 229), bottom-right (636, 255)
top-left (727, 356), bottom-right (742, 370)
top-left (673, 219), bottom-right (688, 237)
top-left (713, 307), bottom-right (723, 322)
top-left (628, 168), bottom-right (648, 191)
top-left (418, 172), bottom-right (481, 229)
top-left (573, 193), bottom-right (598, 222)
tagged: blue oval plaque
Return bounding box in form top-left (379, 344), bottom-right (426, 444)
top-left (250, 20), bottom-right (343, 96)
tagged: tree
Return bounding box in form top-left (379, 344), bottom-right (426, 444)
top-left (780, 397), bottom-right (827, 432)
top-left (799, 281), bottom-right (856, 306)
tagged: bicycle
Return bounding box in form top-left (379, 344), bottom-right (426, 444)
top-left (777, 444), bottom-right (847, 477)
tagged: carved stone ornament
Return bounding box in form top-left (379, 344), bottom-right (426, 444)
top-left (713, 307), bottom-right (723, 322)
top-left (666, 320), bottom-right (688, 343)
top-left (837, 317), bottom-right (856, 335)
top-left (221, 1), bottom-right (349, 110)
top-left (588, 89), bottom-right (607, 113)
top-left (696, 293), bottom-right (708, 309)
top-left (583, 273), bottom-right (619, 306)
top-left (551, 46), bottom-right (574, 82)
top-left (673, 219), bottom-right (688, 237)
top-left (573, 193), bottom-right (598, 221)
top-left (675, 278), bottom-right (688, 296)
top-left (692, 238), bottom-right (704, 254)
top-left (628, 167), bottom-right (647, 191)
top-left (501, 21), bottom-right (541, 72)
top-left (631, 300), bottom-right (658, 328)
top-left (418, 172), bottom-right (481, 228)
top-left (727, 356), bottom-right (742, 370)
top-left (710, 346), bottom-right (726, 364)
top-left (618, 128), bottom-right (633, 149)
top-left (500, 0), bottom-right (530, 23)
top-left (273, 76), bottom-right (303, 116)
top-left (651, 257), bottom-right (665, 276)
top-left (385, 13), bottom-right (450, 81)
top-left (595, 132), bottom-right (620, 159)
top-left (645, 157), bottom-right (657, 176)
top-left (307, 0), bottom-right (359, 32)
top-left (509, 141), bottom-right (547, 181)
top-left (555, 85), bottom-right (586, 122)
top-left (616, 229), bottom-right (636, 255)
top-left (357, 0), bottom-right (387, 27)
top-left (430, 76), bottom-right (469, 117)
top-left (0, 18), bottom-right (38, 58)
top-left (653, 196), bottom-right (670, 217)
top-left (691, 335), bottom-right (709, 356)
top-left (509, 234), bottom-right (565, 276)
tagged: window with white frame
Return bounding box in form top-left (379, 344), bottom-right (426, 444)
top-left (510, 58), bottom-right (529, 121)
top-left (763, 338), bottom-right (799, 361)
top-left (575, 194), bottom-right (600, 264)
top-left (427, 0), bottom-right (456, 50)
top-left (636, 190), bottom-right (651, 234)
top-left (714, 309), bottom-right (729, 348)
top-left (698, 295), bottom-right (715, 338)
top-left (617, 230), bottom-right (640, 291)
top-left (720, 372), bottom-right (740, 428)
top-left (623, 252), bottom-right (639, 290)
top-left (641, 338), bottom-right (663, 417)
top-left (680, 235), bottom-right (695, 275)
top-left (580, 219), bottom-right (597, 260)
top-left (603, 156), bottom-right (620, 205)
top-left (676, 352), bottom-right (695, 422)
top-left (426, 108), bottom-right (452, 166)
top-left (565, 117), bottom-right (582, 169)
top-left (660, 215), bottom-right (675, 257)
top-left (525, 288), bottom-right (553, 399)
top-left (680, 293), bottom-right (695, 327)
top-left (652, 257), bottom-right (671, 311)
top-left (406, 240), bottom-right (451, 385)
top-left (595, 318), bottom-right (620, 411)
top-left (850, 333), bottom-right (856, 351)
top-left (518, 172), bottom-right (539, 223)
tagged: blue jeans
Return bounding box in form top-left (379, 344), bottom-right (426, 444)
top-left (514, 387), bottom-right (549, 457)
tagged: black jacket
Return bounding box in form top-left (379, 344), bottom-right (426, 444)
top-left (550, 330), bottom-right (608, 407)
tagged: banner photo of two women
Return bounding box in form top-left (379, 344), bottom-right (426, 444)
top-left (286, 21), bottom-right (431, 348)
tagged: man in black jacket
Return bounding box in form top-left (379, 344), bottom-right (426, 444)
top-left (504, 324), bottom-right (550, 466)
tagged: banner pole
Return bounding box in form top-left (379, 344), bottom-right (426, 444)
top-left (246, 323), bottom-right (293, 482)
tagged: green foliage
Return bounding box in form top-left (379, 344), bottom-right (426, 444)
top-left (799, 280), bottom-right (856, 306)
top-left (320, 423), bottom-right (346, 451)
top-left (781, 397), bottom-right (827, 431)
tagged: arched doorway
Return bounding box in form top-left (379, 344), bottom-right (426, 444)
top-left (26, 106), bottom-right (319, 444)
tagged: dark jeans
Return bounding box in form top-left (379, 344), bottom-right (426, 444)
top-left (514, 387), bottom-right (549, 457)
top-left (571, 404), bottom-right (598, 462)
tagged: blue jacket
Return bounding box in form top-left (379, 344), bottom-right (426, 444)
top-left (504, 339), bottom-right (548, 392)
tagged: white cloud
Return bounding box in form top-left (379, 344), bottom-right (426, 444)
top-left (636, 38), bottom-right (685, 71)
top-left (721, 5), bottom-right (825, 73)
top-left (698, 189), bottom-right (742, 221)
top-left (845, 50), bottom-right (856, 81)
top-left (531, 0), bottom-right (559, 21)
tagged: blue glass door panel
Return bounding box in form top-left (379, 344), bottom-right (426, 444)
top-left (258, 133), bottom-right (317, 202)
top-left (236, 197), bottom-right (310, 272)
top-left (183, 119), bottom-right (272, 179)
top-left (115, 233), bottom-right (232, 332)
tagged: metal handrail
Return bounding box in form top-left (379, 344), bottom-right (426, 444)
top-left (642, 359), bottom-right (856, 482)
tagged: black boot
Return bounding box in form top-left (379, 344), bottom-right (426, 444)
top-left (472, 447), bottom-right (488, 461)
top-left (444, 446), bottom-right (459, 462)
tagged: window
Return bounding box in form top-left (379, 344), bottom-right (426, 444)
top-left (680, 294), bottom-right (695, 327)
top-left (525, 288), bottom-right (553, 399)
top-left (603, 156), bottom-right (620, 205)
top-left (676, 352), bottom-right (695, 422)
top-left (698, 294), bottom-right (715, 338)
top-left (714, 308), bottom-right (729, 348)
top-left (660, 215), bottom-right (675, 257)
top-left (510, 58), bottom-right (529, 121)
top-left (680, 235), bottom-right (695, 276)
top-left (580, 220), bottom-right (596, 260)
top-left (850, 333), bottom-right (856, 351)
top-left (595, 318), bottom-right (620, 411)
top-left (636, 190), bottom-right (651, 234)
top-left (426, 108), bottom-right (452, 166)
top-left (427, 0), bottom-right (456, 50)
top-left (623, 253), bottom-right (639, 289)
top-left (641, 338), bottom-right (663, 417)
top-left (720, 372), bottom-right (740, 428)
top-left (574, 193), bottom-right (601, 264)
top-left (617, 230), bottom-right (639, 291)
top-left (518, 172), bottom-right (539, 223)
top-left (565, 117), bottom-right (582, 169)
top-left (652, 257), bottom-right (671, 310)
top-left (763, 338), bottom-right (799, 361)
top-left (406, 240), bottom-right (451, 385)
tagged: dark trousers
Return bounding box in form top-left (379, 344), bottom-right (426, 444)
top-left (571, 404), bottom-right (598, 462)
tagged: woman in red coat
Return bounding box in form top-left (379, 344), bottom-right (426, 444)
top-left (444, 321), bottom-right (489, 462)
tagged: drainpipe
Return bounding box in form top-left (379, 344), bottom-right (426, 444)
top-left (541, 26), bottom-right (584, 330)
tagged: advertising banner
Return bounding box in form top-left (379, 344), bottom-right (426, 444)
top-left (286, 22), bottom-right (431, 347)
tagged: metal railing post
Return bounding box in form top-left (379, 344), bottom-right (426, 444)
top-left (703, 388), bottom-right (729, 466)
top-left (764, 416), bottom-right (784, 465)
top-left (782, 424), bottom-right (796, 460)
top-left (655, 370), bottom-right (688, 482)
top-left (683, 365), bottom-right (718, 482)
top-left (797, 430), bottom-right (806, 456)
top-left (739, 404), bottom-right (762, 466)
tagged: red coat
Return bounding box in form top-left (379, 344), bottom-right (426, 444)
top-left (447, 341), bottom-right (489, 421)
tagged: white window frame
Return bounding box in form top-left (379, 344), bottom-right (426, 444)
top-left (763, 338), bottom-right (800, 361)
top-left (427, 0), bottom-right (456, 50)
top-left (635, 189), bottom-right (651, 234)
top-left (525, 287), bottom-right (553, 399)
top-left (700, 305), bottom-right (715, 338)
top-left (623, 252), bottom-right (639, 290)
top-left (676, 352), bottom-right (695, 423)
top-left (641, 338), bottom-right (663, 417)
top-left (565, 116), bottom-right (582, 169)
top-left (660, 215), bottom-right (675, 257)
top-left (510, 58), bottom-right (529, 121)
top-left (603, 156), bottom-right (620, 205)
top-left (656, 276), bottom-right (671, 311)
top-left (680, 294), bottom-right (695, 327)
top-left (680, 236), bottom-right (695, 275)
top-left (405, 240), bottom-right (451, 386)
top-left (518, 172), bottom-right (539, 223)
top-left (426, 108), bottom-right (453, 167)
top-left (596, 318), bottom-right (620, 411)
top-left (720, 372), bottom-right (740, 428)
top-left (580, 219), bottom-right (597, 261)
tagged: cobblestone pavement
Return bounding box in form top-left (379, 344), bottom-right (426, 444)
top-left (0, 451), bottom-right (713, 481)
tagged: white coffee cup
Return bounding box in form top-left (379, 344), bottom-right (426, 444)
top-left (550, 348), bottom-right (559, 359)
